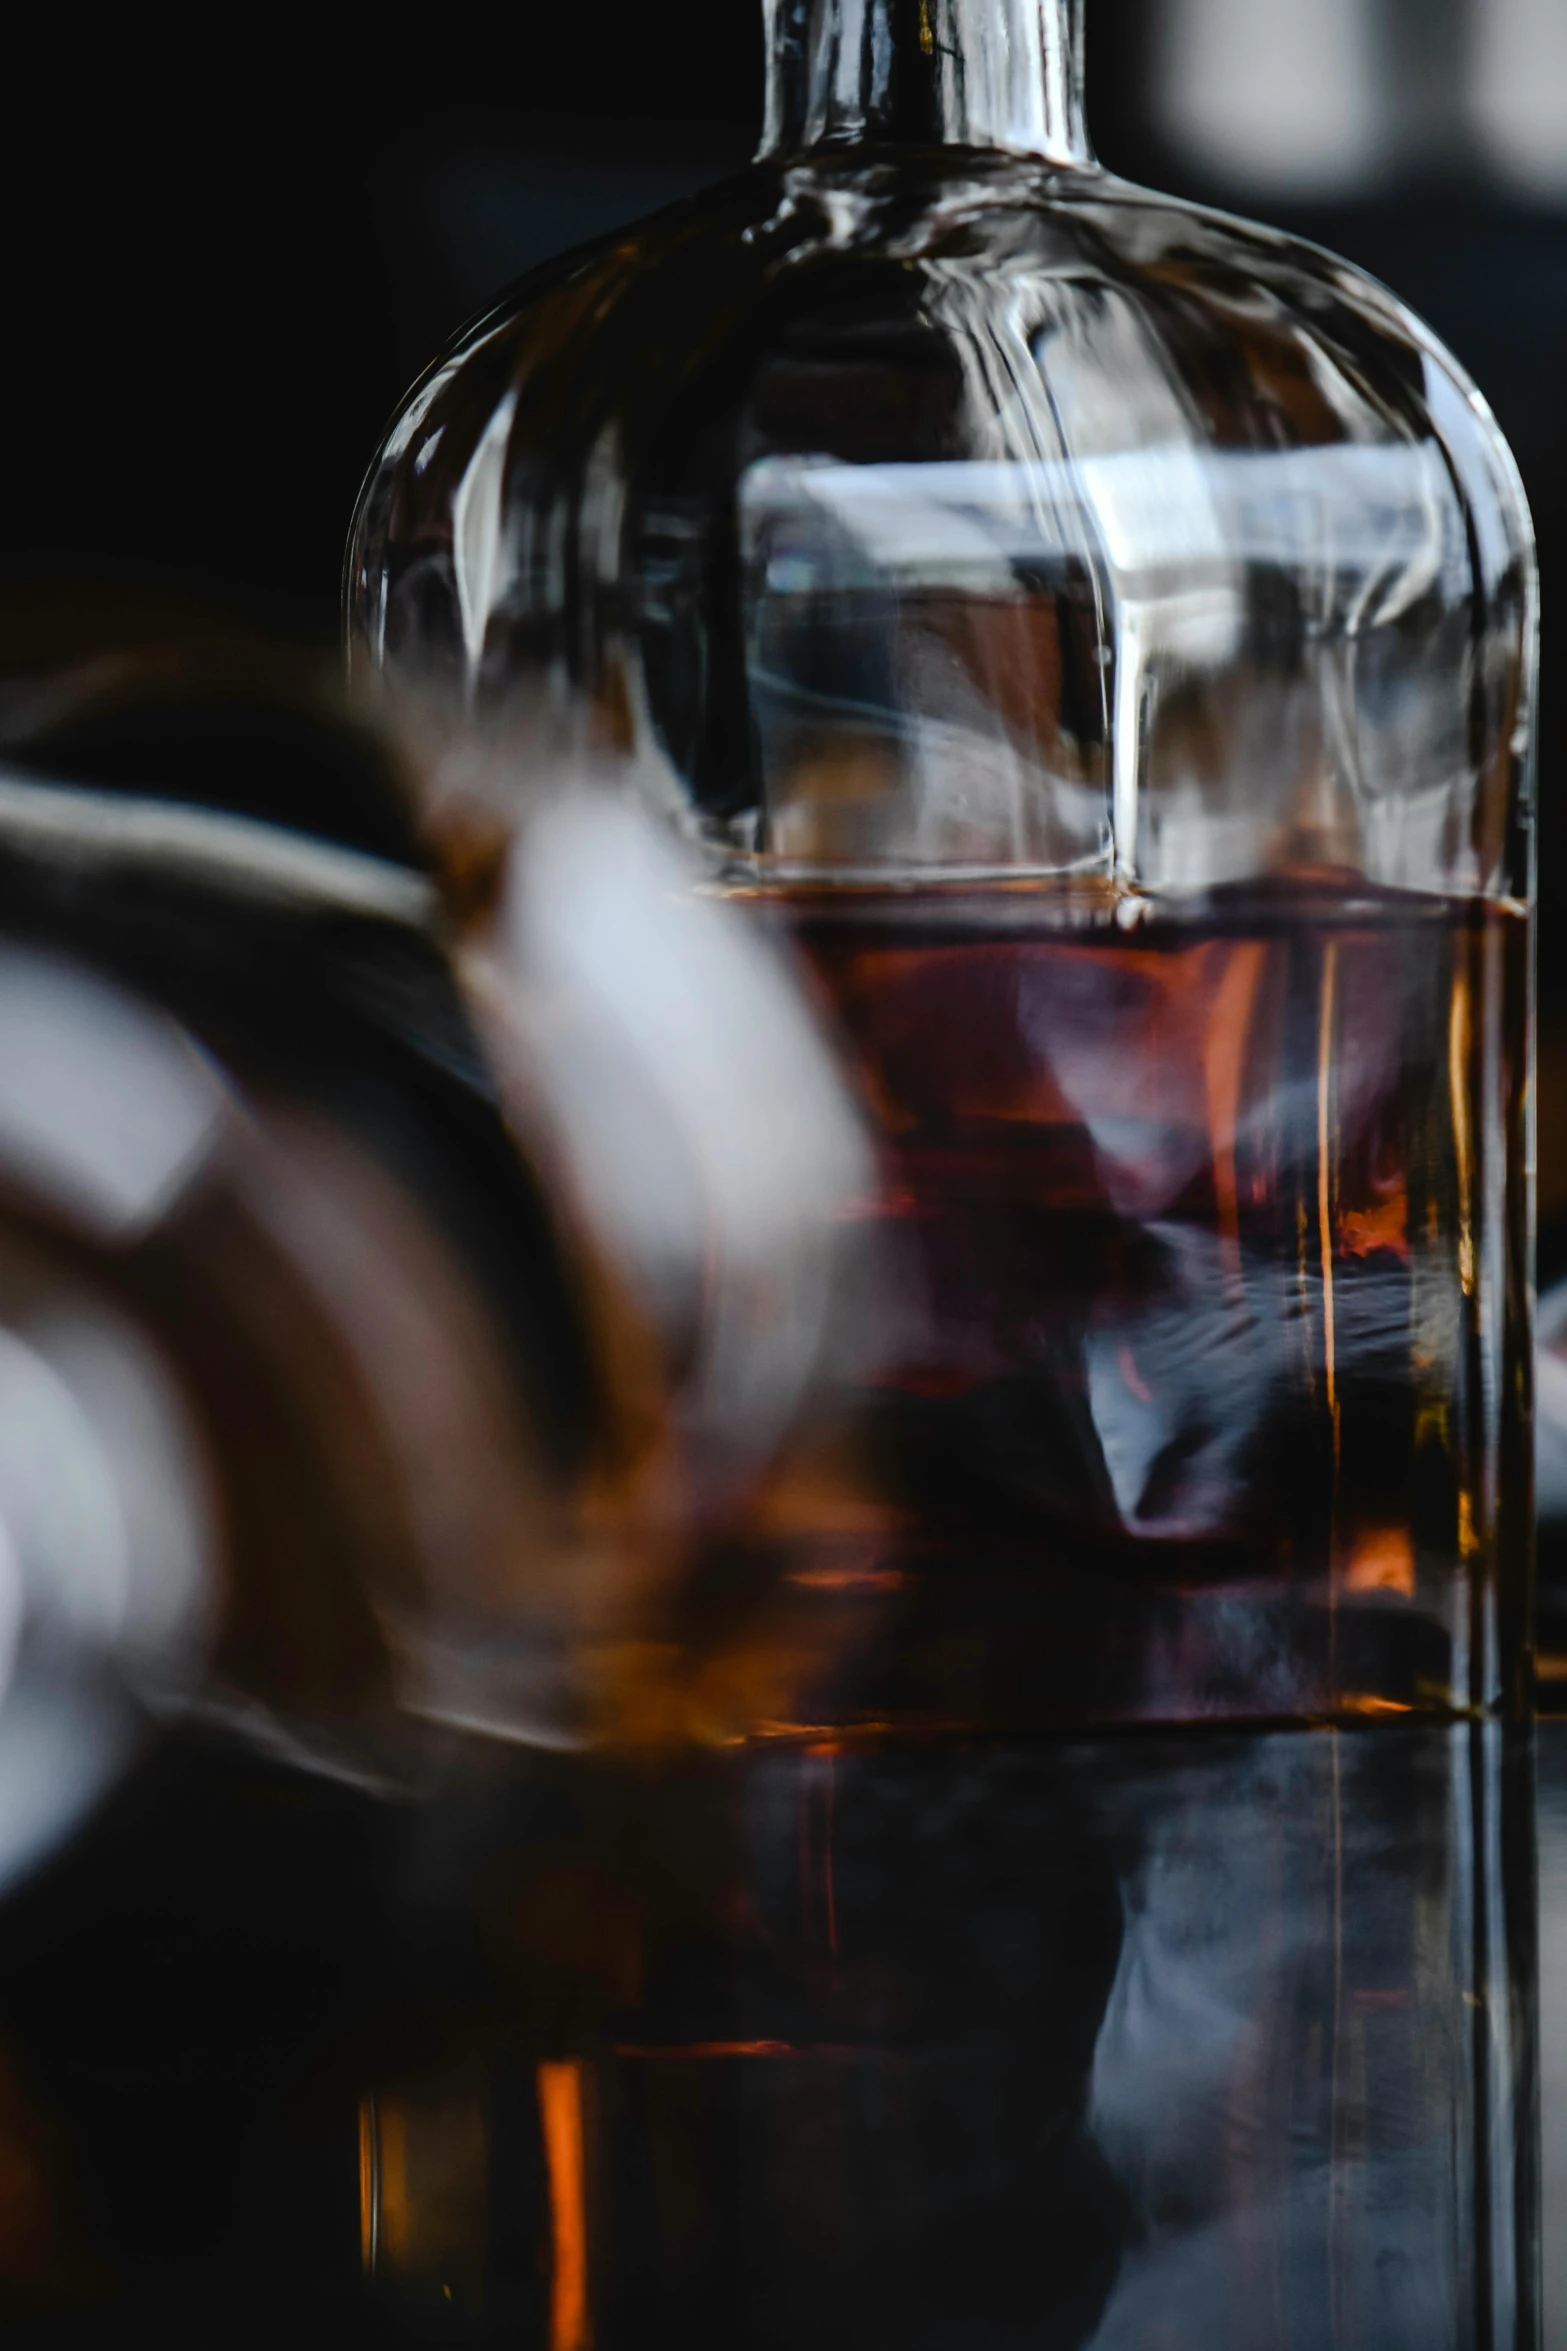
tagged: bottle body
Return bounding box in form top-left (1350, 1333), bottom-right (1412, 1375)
top-left (348, 53), bottom-right (1539, 2350)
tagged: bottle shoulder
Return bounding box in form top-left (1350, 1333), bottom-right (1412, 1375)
top-left (348, 150), bottom-right (1536, 901)
top-left (355, 152), bottom-right (1530, 533)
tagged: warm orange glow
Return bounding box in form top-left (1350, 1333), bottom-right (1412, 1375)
top-left (376, 2096), bottom-right (409, 2269)
top-left (786, 1564), bottom-right (907, 1591)
top-left (358, 2096), bottom-right (376, 2275)
top-left (1458, 1488), bottom-right (1479, 1561)
top-left (753, 1719), bottom-right (898, 1744)
top-left (538, 2061), bottom-right (590, 2351)
top-left (746, 1450), bottom-right (908, 1536)
top-left (1344, 1527), bottom-right (1416, 1598)
top-left (1338, 1194), bottom-right (1410, 1260)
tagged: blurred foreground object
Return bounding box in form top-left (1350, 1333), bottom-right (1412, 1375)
top-left (346, 0), bottom-right (1538, 2344)
top-left (0, 627), bottom-right (573, 1773)
top-left (0, 611), bottom-right (879, 2338)
top-left (0, 615), bottom-right (876, 1765)
top-left (0, 948), bottom-right (217, 1886)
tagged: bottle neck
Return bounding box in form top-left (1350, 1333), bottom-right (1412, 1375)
top-left (759, 0), bottom-right (1091, 163)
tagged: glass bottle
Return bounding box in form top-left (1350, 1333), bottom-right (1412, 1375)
top-left (347, 5), bottom-right (1540, 2346)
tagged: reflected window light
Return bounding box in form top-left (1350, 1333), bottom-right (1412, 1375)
top-left (1473, 0), bottom-right (1567, 202)
top-left (1154, 0), bottom-right (1384, 198)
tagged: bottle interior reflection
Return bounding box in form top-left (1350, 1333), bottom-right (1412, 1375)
top-left (360, 1720), bottom-right (1532, 2351)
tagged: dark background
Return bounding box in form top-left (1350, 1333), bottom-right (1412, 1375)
top-left (0, 19), bottom-right (1562, 2331)
top-left (2, 1), bottom-right (1562, 1004)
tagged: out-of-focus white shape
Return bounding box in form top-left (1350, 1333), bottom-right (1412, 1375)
top-left (1473, 0), bottom-right (1567, 202)
top-left (1155, 0), bottom-right (1383, 197)
top-left (0, 1523), bottom-right (25, 1713)
top-left (0, 1680), bottom-right (138, 1897)
top-left (0, 947), bottom-right (221, 1241)
top-left (0, 955), bottom-right (220, 1879)
top-left (0, 1306), bottom-right (215, 1891)
top-left (498, 790), bottom-right (873, 1470)
top-left (28, 1307), bottom-right (216, 1680)
top-left (0, 1327), bottom-right (132, 1650)
top-left (0, 768), bottom-right (435, 925)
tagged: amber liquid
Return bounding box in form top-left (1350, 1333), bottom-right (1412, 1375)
top-left (357, 884), bottom-right (1535, 2351)
top-left (705, 880), bottom-right (1534, 1733)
